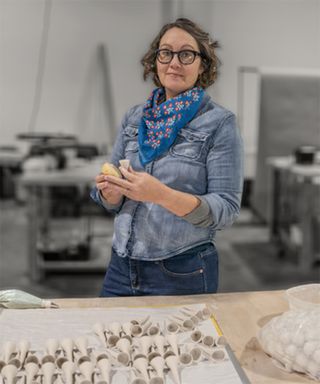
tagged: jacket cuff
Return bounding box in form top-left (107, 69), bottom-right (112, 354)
top-left (182, 196), bottom-right (214, 227)
top-left (90, 187), bottom-right (123, 213)
top-left (99, 192), bottom-right (123, 210)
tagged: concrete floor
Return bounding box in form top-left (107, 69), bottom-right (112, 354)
top-left (0, 199), bottom-right (319, 299)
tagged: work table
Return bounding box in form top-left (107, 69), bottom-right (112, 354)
top-left (53, 290), bottom-right (313, 384)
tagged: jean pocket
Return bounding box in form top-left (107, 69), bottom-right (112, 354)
top-left (158, 252), bottom-right (204, 278)
top-left (198, 244), bottom-right (219, 293)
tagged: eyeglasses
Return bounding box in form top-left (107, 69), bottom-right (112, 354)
top-left (156, 49), bottom-right (202, 65)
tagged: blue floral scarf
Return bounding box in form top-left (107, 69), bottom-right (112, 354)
top-left (138, 86), bottom-right (204, 166)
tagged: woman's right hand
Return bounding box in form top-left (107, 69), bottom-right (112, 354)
top-left (95, 174), bottom-right (124, 205)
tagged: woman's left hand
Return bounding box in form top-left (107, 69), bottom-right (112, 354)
top-left (104, 166), bottom-right (166, 204)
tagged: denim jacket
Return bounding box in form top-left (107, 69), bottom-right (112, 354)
top-left (91, 92), bottom-right (243, 260)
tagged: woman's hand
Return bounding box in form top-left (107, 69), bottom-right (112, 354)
top-left (95, 173), bottom-right (124, 205)
top-left (104, 166), bottom-right (166, 204)
top-left (104, 166), bottom-right (200, 216)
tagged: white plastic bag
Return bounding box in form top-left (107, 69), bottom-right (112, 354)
top-left (258, 309), bottom-right (320, 381)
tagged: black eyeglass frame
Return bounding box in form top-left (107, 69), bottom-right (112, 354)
top-left (155, 49), bottom-right (203, 65)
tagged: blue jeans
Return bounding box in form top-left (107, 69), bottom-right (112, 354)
top-left (100, 243), bottom-right (219, 297)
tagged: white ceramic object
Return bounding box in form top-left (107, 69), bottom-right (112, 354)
top-left (179, 352), bottom-right (192, 366)
top-left (122, 322), bottom-right (133, 337)
top-left (18, 340), bottom-right (30, 366)
top-left (107, 344), bottom-right (129, 366)
top-left (3, 341), bottom-right (16, 363)
top-left (119, 159), bottom-right (130, 170)
top-left (138, 315), bottom-right (151, 326)
top-left (7, 359), bottom-right (20, 370)
top-left (181, 307), bottom-right (203, 320)
top-left (149, 355), bottom-right (165, 379)
top-left (131, 324), bottom-right (143, 338)
top-left (74, 337), bottom-right (88, 356)
top-left (169, 316), bottom-right (194, 331)
top-left (138, 336), bottom-right (152, 356)
top-left (93, 323), bottom-right (107, 347)
top-left (165, 354), bottom-right (181, 384)
top-left (185, 345), bottom-right (202, 363)
top-left (201, 307), bottom-right (211, 319)
top-left (149, 369), bottom-right (164, 384)
top-left (133, 356), bottom-right (149, 382)
top-left (141, 321), bottom-right (152, 336)
top-left (117, 352), bottom-right (130, 367)
top-left (200, 345), bottom-right (225, 361)
top-left (0, 360), bottom-right (5, 373)
top-left (186, 315), bottom-right (200, 326)
top-left (166, 334), bottom-right (179, 356)
top-left (153, 335), bottom-right (166, 356)
top-left (202, 335), bottom-right (215, 348)
top-left (215, 335), bottom-right (228, 347)
top-left (96, 354), bottom-right (110, 384)
top-left (61, 338), bottom-right (74, 362)
top-left (212, 349), bottom-right (226, 361)
top-left (24, 355), bottom-right (40, 384)
top-left (59, 359), bottom-right (75, 384)
top-left (122, 334), bottom-right (132, 344)
top-left (148, 323), bottom-right (160, 336)
top-left (190, 330), bottom-right (202, 343)
top-left (165, 320), bottom-right (180, 334)
top-left (130, 370), bottom-right (148, 384)
top-left (147, 351), bottom-right (160, 363)
top-left (54, 374), bottom-right (64, 384)
top-left (109, 322), bottom-right (121, 337)
top-left (200, 345), bottom-right (212, 360)
top-left (107, 335), bottom-right (120, 348)
top-left (116, 338), bottom-right (131, 355)
top-left (103, 349), bottom-right (119, 367)
top-left (78, 356), bottom-right (94, 382)
top-left (46, 339), bottom-right (60, 357)
top-left (115, 345), bottom-right (130, 366)
top-left (1, 363), bottom-right (18, 384)
top-left (25, 355), bottom-right (40, 384)
top-left (42, 355), bottom-right (56, 384)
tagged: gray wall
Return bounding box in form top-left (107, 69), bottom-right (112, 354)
top-left (1, 0), bottom-right (320, 166)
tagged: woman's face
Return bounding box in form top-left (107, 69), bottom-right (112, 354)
top-left (156, 27), bottom-right (203, 100)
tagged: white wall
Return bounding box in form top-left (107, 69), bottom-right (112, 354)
top-left (207, 0), bottom-right (320, 177)
top-left (0, 0), bottom-right (163, 150)
top-left (1, 0), bottom-right (320, 167)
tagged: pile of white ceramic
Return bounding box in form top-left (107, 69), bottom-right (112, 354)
top-left (258, 309), bottom-right (320, 381)
top-left (0, 306), bottom-right (228, 384)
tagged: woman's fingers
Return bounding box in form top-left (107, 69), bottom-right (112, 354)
top-left (105, 175), bottom-right (133, 190)
top-left (119, 166), bottom-right (136, 181)
top-left (96, 181), bottom-right (108, 190)
top-left (95, 173), bottom-right (105, 183)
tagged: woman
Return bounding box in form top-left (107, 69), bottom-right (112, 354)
top-left (91, 18), bottom-right (243, 297)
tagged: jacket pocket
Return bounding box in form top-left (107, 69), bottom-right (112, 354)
top-left (170, 129), bottom-right (208, 160)
top-left (123, 125), bottom-right (139, 154)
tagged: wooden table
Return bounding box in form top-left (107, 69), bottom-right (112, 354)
top-left (54, 290), bottom-right (313, 384)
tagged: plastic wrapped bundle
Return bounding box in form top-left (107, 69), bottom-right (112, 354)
top-left (258, 309), bottom-right (320, 381)
top-left (0, 289), bottom-right (58, 309)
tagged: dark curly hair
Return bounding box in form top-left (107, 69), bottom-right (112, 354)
top-left (141, 18), bottom-right (220, 89)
